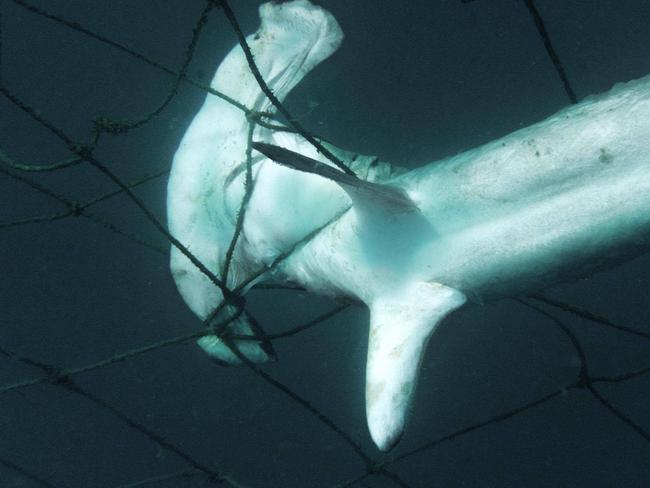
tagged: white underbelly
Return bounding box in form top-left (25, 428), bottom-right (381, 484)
top-left (418, 165), bottom-right (650, 299)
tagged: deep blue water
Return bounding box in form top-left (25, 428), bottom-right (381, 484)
top-left (1, 1), bottom-right (649, 487)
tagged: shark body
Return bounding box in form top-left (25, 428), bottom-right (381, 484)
top-left (167, 0), bottom-right (650, 450)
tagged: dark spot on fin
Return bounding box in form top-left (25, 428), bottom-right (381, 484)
top-left (599, 147), bottom-right (614, 164)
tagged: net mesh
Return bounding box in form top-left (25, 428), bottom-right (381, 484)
top-left (1, 1), bottom-right (648, 486)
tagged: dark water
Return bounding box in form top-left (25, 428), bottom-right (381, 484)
top-left (1, 1), bottom-right (649, 486)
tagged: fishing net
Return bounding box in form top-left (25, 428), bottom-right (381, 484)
top-left (1, 1), bottom-right (648, 486)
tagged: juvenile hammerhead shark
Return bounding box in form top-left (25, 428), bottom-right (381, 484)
top-left (167, 0), bottom-right (650, 450)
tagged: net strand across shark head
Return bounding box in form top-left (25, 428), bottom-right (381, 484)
top-left (167, 0), bottom-right (650, 451)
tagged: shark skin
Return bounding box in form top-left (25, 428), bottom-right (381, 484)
top-left (167, 1), bottom-right (650, 451)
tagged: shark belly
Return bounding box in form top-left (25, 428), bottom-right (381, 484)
top-left (425, 170), bottom-right (650, 301)
top-left (409, 75), bottom-right (650, 301)
top-left (281, 74), bottom-right (650, 304)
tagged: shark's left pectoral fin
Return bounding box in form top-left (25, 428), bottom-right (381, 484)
top-left (251, 141), bottom-right (417, 213)
top-left (366, 282), bottom-right (466, 451)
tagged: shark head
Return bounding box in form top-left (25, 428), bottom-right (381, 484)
top-left (167, 1), bottom-right (345, 364)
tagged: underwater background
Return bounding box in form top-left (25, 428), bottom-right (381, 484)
top-left (1, 0), bottom-right (649, 486)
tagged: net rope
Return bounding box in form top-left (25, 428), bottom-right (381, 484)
top-left (0, 1), bottom-right (648, 486)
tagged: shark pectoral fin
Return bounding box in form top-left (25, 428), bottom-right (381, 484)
top-left (366, 282), bottom-right (466, 451)
top-left (251, 141), bottom-right (417, 213)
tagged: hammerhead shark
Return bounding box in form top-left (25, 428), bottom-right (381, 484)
top-left (167, 0), bottom-right (650, 451)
